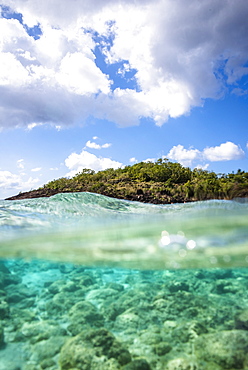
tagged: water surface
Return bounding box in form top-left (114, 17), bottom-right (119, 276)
top-left (0, 193), bottom-right (247, 369)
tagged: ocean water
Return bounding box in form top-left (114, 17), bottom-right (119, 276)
top-left (0, 192), bottom-right (248, 369)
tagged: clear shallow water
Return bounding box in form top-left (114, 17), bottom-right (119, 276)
top-left (0, 192), bottom-right (248, 269)
top-left (0, 193), bottom-right (248, 369)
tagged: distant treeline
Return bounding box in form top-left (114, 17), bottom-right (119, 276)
top-left (31, 158), bottom-right (248, 203)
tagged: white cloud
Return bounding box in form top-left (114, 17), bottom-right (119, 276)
top-left (167, 145), bottom-right (201, 167)
top-left (0, 170), bottom-right (39, 191)
top-left (0, 170), bottom-right (20, 189)
top-left (117, 62), bottom-right (131, 77)
top-left (85, 140), bottom-right (111, 150)
top-left (129, 157), bottom-right (137, 163)
top-left (203, 142), bottom-right (245, 161)
top-left (0, 1), bottom-right (248, 128)
top-left (26, 122), bottom-right (42, 130)
top-left (144, 158), bottom-right (156, 163)
top-left (17, 159), bottom-right (25, 169)
top-left (65, 149), bottom-right (122, 177)
top-left (166, 141), bottom-right (245, 167)
top-left (195, 164), bottom-right (209, 170)
top-left (57, 51), bottom-right (110, 95)
top-left (102, 143), bottom-right (111, 148)
top-left (31, 167), bottom-right (42, 172)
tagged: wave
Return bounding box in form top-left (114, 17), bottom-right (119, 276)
top-left (0, 192), bottom-right (248, 270)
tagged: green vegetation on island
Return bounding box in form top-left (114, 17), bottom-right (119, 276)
top-left (7, 158), bottom-right (248, 202)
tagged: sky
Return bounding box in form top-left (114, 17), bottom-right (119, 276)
top-left (0, 0), bottom-right (247, 199)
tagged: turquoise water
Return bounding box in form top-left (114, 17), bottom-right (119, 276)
top-left (0, 193), bottom-right (248, 369)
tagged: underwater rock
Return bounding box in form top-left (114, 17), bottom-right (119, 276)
top-left (45, 300), bottom-right (66, 318)
top-left (213, 279), bottom-right (238, 294)
top-left (139, 331), bottom-right (162, 345)
top-left (101, 301), bottom-right (125, 322)
top-left (0, 275), bottom-right (4, 290)
top-left (20, 321), bottom-right (66, 341)
top-left (7, 291), bottom-right (28, 304)
top-left (16, 298), bottom-right (36, 310)
top-left (31, 336), bottom-right (66, 362)
top-left (105, 282), bottom-right (124, 292)
top-left (59, 328), bottom-right (131, 369)
top-left (74, 273), bottom-right (96, 287)
top-left (47, 280), bottom-right (66, 294)
top-left (214, 269), bottom-right (234, 279)
top-left (152, 298), bottom-right (169, 311)
top-left (167, 281), bottom-right (190, 293)
top-left (45, 290), bottom-right (85, 318)
top-left (0, 321), bottom-right (4, 347)
top-left (86, 287), bottom-right (119, 302)
top-left (40, 358), bottom-right (56, 369)
top-left (6, 283), bottom-right (37, 304)
top-left (0, 262), bottom-right (10, 274)
top-left (68, 301), bottom-right (104, 335)
top-left (194, 270), bottom-right (209, 279)
top-left (8, 307), bottom-right (36, 336)
top-left (0, 289), bottom-right (7, 299)
top-left (107, 288), bottom-right (154, 330)
top-left (122, 358), bottom-right (151, 369)
top-left (114, 309), bottom-right (140, 331)
top-left (163, 320), bottom-right (177, 330)
top-left (58, 263), bottom-right (76, 274)
top-left (53, 291), bottom-right (81, 309)
top-left (11, 307), bottom-right (35, 322)
top-left (0, 342), bottom-right (27, 369)
top-left (154, 342), bottom-right (172, 356)
top-left (165, 357), bottom-right (196, 370)
top-left (2, 271), bottom-right (22, 286)
top-left (0, 299), bottom-right (9, 319)
top-left (195, 329), bottom-right (248, 368)
top-left (61, 281), bottom-right (80, 293)
top-left (0, 261), bottom-right (247, 370)
top-left (116, 289), bottom-right (153, 312)
top-left (235, 309), bottom-right (248, 330)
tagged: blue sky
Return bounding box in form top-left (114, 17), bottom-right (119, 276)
top-left (0, 0), bottom-right (247, 199)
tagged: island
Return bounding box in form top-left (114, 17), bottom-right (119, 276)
top-left (6, 159), bottom-right (248, 203)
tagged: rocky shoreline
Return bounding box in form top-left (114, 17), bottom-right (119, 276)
top-left (1, 260), bottom-right (248, 369)
top-left (5, 188), bottom-right (191, 204)
top-left (5, 188), bottom-right (65, 201)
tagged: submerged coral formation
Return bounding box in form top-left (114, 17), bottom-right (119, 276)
top-left (0, 260), bottom-right (248, 369)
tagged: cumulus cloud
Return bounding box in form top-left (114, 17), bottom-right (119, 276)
top-left (195, 164), bottom-right (210, 170)
top-left (0, 0), bottom-right (248, 128)
top-left (85, 140), bottom-right (111, 150)
top-left (203, 142), bottom-right (245, 161)
top-left (0, 170), bottom-right (39, 193)
top-left (167, 145), bottom-right (201, 167)
top-left (166, 141), bottom-right (245, 167)
top-left (129, 157), bottom-right (137, 163)
top-left (0, 171), bottom-right (20, 189)
top-left (65, 149), bottom-right (122, 177)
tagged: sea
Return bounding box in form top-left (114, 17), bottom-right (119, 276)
top-left (0, 192), bottom-right (247, 369)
